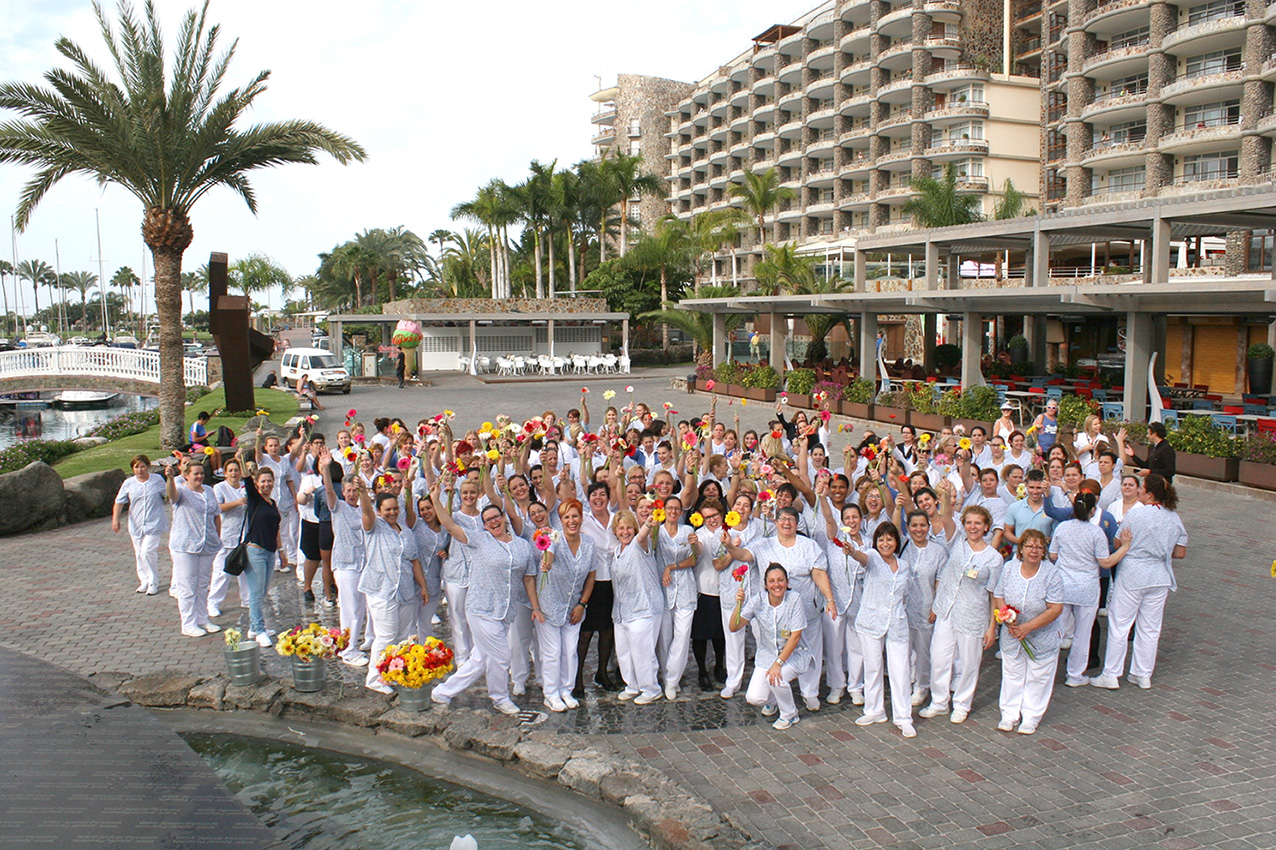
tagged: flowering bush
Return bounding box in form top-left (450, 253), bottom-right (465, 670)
top-left (713, 360), bottom-right (743, 384)
top-left (741, 364), bottom-right (780, 390)
top-left (275, 623), bottom-right (350, 661)
top-left (1242, 430), bottom-right (1276, 466)
top-left (85, 407), bottom-right (160, 440)
top-left (0, 439), bottom-right (82, 474)
top-left (840, 378), bottom-right (875, 405)
top-left (907, 382), bottom-right (938, 414)
top-left (377, 635), bottom-right (455, 689)
top-left (694, 362), bottom-right (715, 382)
top-left (1165, 415), bottom-right (1239, 459)
top-left (784, 368), bottom-right (816, 396)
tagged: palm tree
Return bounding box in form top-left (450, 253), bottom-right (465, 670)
top-left (668, 209), bottom-right (744, 291)
top-left (110, 266), bottom-right (140, 328)
top-left (727, 168), bottom-right (795, 247)
top-left (180, 270), bottom-right (207, 319)
top-left (361, 226), bottom-right (426, 304)
top-left (439, 229), bottom-right (491, 297)
top-left (452, 180), bottom-right (516, 299)
top-left (904, 164), bottom-right (984, 228)
top-left (514, 159), bottom-right (557, 299)
top-left (640, 284), bottom-right (743, 356)
top-left (17, 259), bottom-right (53, 318)
top-left (60, 271), bottom-right (98, 331)
top-left (0, 259), bottom-right (12, 334)
top-left (753, 244), bottom-right (812, 296)
top-left (605, 151), bottom-right (665, 257)
top-left (550, 168), bottom-right (582, 293)
top-left (0, 1), bottom-right (365, 449)
top-left (628, 217), bottom-right (693, 350)
top-left (231, 253), bottom-right (292, 305)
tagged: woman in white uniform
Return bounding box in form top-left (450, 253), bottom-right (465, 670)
top-left (530, 499), bottom-right (596, 712)
top-left (1092, 474), bottom-right (1187, 690)
top-left (994, 529), bottom-right (1065, 734)
top-left (715, 493), bottom-right (765, 699)
top-left (730, 563), bottom-right (811, 731)
top-left (920, 505), bottom-right (1001, 724)
top-left (357, 480), bottom-right (425, 694)
top-left (321, 452), bottom-right (369, 666)
top-left (112, 454), bottom-right (169, 595)
top-left (843, 522), bottom-right (917, 738)
top-left (901, 508), bottom-right (947, 709)
top-left (816, 491), bottom-right (866, 707)
top-left (165, 461), bottom-right (222, 637)
top-left (655, 494), bottom-right (699, 700)
top-left (442, 478), bottom-right (485, 666)
top-left (609, 509), bottom-right (665, 705)
top-left (207, 457), bottom-right (250, 617)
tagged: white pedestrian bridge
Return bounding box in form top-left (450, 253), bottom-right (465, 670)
top-left (0, 346), bottom-right (208, 395)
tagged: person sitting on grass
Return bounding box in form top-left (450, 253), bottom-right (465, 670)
top-left (188, 411), bottom-right (223, 475)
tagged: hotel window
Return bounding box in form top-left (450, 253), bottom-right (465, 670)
top-left (1096, 166), bottom-right (1146, 192)
top-left (1180, 150), bottom-right (1238, 180)
top-left (1186, 0), bottom-right (1244, 26)
top-left (1184, 49), bottom-right (1242, 79)
top-left (1182, 100), bottom-right (1240, 129)
top-left (949, 84), bottom-right (985, 103)
top-left (1108, 27), bottom-right (1149, 50)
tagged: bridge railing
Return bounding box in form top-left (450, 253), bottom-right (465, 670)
top-left (0, 346), bottom-right (207, 387)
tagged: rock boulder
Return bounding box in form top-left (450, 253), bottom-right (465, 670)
top-left (0, 461), bottom-right (66, 535)
top-left (63, 468), bottom-right (127, 521)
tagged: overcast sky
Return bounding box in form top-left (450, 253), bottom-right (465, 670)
top-left (0, 0), bottom-right (815, 319)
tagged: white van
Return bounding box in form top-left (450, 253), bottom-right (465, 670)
top-left (279, 347), bottom-right (351, 394)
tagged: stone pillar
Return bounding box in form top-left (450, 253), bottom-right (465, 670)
top-left (712, 313), bottom-right (727, 367)
top-left (1149, 216), bottom-right (1172, 284)
top-left (946, 254), bottom-right (958, 290)
top-left (961, 312), bottom-right (984, 388)
top-left (1029, 229), bottom-right (1050, 287)
top-left (860, 312), bottom-right (879, 386)
top-left (1122, 311), bottom-right (1152, 422)
top-left (924, 240), bottom-right (940, 290)
top-left (854, 249), bottom-right (867, 290)
top-left (770, 312), bottom-right (786, 373)
top-left (328, 320), bottom-right (343, 364)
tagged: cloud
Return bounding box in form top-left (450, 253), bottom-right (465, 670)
top-left (0, 0), bottom-right (799, 316)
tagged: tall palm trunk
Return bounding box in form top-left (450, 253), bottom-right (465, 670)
top-left (547, 228), bottom-right (557, 298)
top-left (660, 264), bottom-right (669, 351)
top-left (566, 228), bottom-right (577, 293)
top-left (149, 243), bottom-right (189, 450)
top-left (599, 211), bottom-right (607, 264)
top-left (533, 229), bottom-right (543, 299)
top-left (81, 291), bottom-right (88, 331)
top-left (619, 198), bottom-right (630, 256)
top-left (486, 226), bottom-right (497, 299)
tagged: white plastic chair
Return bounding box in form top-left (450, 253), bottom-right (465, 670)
top-left (513, 355), bottom-right (527, 375)
top-left (477, 355), bottom-right (491, 373)
top-left (587, 355), bottom-right (603, 374)
top-left (619, 354), bottom-right (631, 374)
top-left (458, 355), bottom-right (471, 373)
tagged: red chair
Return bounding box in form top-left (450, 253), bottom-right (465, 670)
top-left (1028, 386), bottom-right (1045, 394)
top-left (1256, 418), bottom-right (1276, 434)
top-left (1222, 405), bottom-right (1243, 415)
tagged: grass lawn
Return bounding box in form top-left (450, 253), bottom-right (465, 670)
top-left (54, 387), bottom-right (300, 479)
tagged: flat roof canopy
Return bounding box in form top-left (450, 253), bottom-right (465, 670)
top-left (326, 311), bottom-right (630, 324)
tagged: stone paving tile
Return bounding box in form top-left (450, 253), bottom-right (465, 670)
top-left (3, 375), bottom-right (1276, 849)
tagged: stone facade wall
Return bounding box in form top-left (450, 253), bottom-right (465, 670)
top-left (382, 298), bottom-right (608, 315)
top-left (615, 74), bottom-right (695, 234)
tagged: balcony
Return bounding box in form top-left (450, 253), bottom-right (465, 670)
top-left (1081, 41), bottom-right (1151, 79)
top-left (878, 3), bottom-right (917, 35)
top-left (840, 89), bottom-right (874, 115)
top-left (925, 138), bottom-right (991, 158)
top-left (807, 163), bottom-right (838, 185)
top-left (840, 191), bottom-right (873, 209)
top-left (709, 147), bottom-right (730, 164)
top-left (751, 45), bottom-right (777, 70)
top-left (925, 64), bottom-right (990, 89)
top-left (591, 107), bottom-right (616, 126)
top-left (840, 25), bottom-right (872, 53)
top-left (777, 144), bottom-right (806, 165)
top-left (1262, 55), bottom-right (1276, 83)
top-left (777, 116), bottom-right (805, 139)
top-left (1159, 115), bottom-right (1242, 153)
top-left (751, 74), bottom-right (776, 96)
top-left (753, 130), bottom-right (776, 148)
top-left (808, 43), bottom-right (838, 65)
top-left (777, 202), bottom-right (804, 222)
top-left (1166, 169), bottom-right (1239, 193)
top-left (1257, 109), bottom-right (1276, 136)
top-left (1079, 85), bottom-right (1149, 121)
top-left (877, 144), bottom-right (914, 168)
top-left (877, 180), bottom-right (917, 201)
top-left (955, 175), bottom-right (991, 191)
top-left (924, 101), bottom-right (990, 122)
top-left (878, 40), bottom-right (916, 69)
top-left (777, 87), bottom-right (805, 111)
top-left (925, 0), bottom-right (964, 18)
top-left (878, 73), bottom-right (915, 101)
top-left (1079, 136), bottom-right (1147, 167)
top-left (777, 60), bottom-right (806, 86)
top-left (591, 127), bottom-right (616, 146)
top-left (809, 104), bottom-right (837, 124)
top-left (1082, 184), bottom-right (1145, 205)
top-left (806, 74), bottom-right (837, 99)
top-left (1160, 68), bottom-right (1245, 106)
top-left (1162, 12), bottom-right (1248, 57)
top-left (808, 134), bottom-right (838, 157)
top-left (1081, 0), bottom-right (1152, 34)
top-left (840, 56), bottom-right (874, 86)
top-left (841, 155), bottom-right (876, 178)
top-left (807, 200), bottom-right (838, 215)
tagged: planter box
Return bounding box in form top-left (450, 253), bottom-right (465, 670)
top-left (839, 401), bottom-right (873, 420)
top-left (1238, 460), bottom-right (1276, 491)
top-left (742, 387), bottom-right (777, 402)
top-left (1175, 451), bottom-right (1239, 483)
top-left (910, 411), bottom-right (948, 433)
top-left (782, 393), bottom-right (812, 410)
top-left (874, 406), bottom-right (909, 426)
top-left (953, 418), bottom-right (991, 436)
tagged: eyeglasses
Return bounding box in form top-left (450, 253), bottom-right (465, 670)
top-left (699, 512), bottom-right (720, 521)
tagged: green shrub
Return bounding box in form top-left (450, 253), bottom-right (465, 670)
top-left (186, 385), bottom-right (212, 404)
top-left (1056, 394), bottom-right (1099, 430)
top-left (959, 385), bottom-right (1000, 421)
top-left (713, 361), bottom-right (742, 384)
top-left (85, 408), bottom-right (161, 441)
top-left (785, 368), bottom-right (816, 395)
top-left (1248, 342), bottom-right (1274, 361)
top-left (907, 382), bottom-right (938, 413)
top-left (933, 343), bottom-right (961, 369)
top-left (938, 387), bottom-right (962, 417)
top-left (0, 439), bottom-right (82, 474)
top-left (742, 364), bottom-right (780, 390)
top-left (876, 389), bottom-right (911, 409)
top-left (841, 378), bottom-right (874, 405)
top-left (1008, 335), bottom-right (1028, 350)
top-left (1165, 415), bottom-right (1239, 459)
top-left (1242, 431), bottom-right (1276, 465)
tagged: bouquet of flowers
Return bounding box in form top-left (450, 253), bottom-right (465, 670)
top-left (275, 623), bottom-right (351, 661)
top-left (994, 605), bottom-right (1036, 660)
top-left (377, 635), bottom-right (455, 689)
top-left (533, 527), bottom-right (560, 590)
top-left (224, 628), bottom-right (244, 651)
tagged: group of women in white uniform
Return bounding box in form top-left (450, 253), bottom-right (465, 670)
top-left (109, 396), bottom-right (1188, 735)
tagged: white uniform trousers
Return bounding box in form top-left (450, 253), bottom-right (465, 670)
top-left (999, 648), bottom-right (1059, 728)
top-left (909, 624), bottom-right (933, 692)
top-left (412, 595), bottom-right (439, 642)
top-left (170, 550), bottom-right (214, 632)
top-left (823, 609), bottom-right (865, 692)
top-left (745, 662), bottom-right (799, 722)
top-left (534, 620), bottom-right (582, 700)
top-left (929, 616), bottom-right (984, 713)
top-left (130, 532), bottom-right (161, 590)
top-left (364, 595), bottom-right (408, 690)
top-left (434, 613), bottom-right (513, 705)
top-left (334, 570), bottom-right (368, 661)
top-left (207, 546), bottom-right (250, 612)
top-left (859, 631), bottom-right (913, 726)
top-left (1102, 584), bottom-right (1169, 681)
top-left (507, 604), bottom-right (538, 689)
top-left (614, 614), bottom-right (661, 699)
top-left (1062, 603), bottom-right (1098, 680)
top-left (796, 613), bottom-right (825, 701)
top-left (277, 506), bottom-right (300, 570)
top-left (718, 606), bottom-right (748, 692)
top-left (444, 581), bottom-right (472, 665)
top-left (659, 607), bottom-right (695, 689)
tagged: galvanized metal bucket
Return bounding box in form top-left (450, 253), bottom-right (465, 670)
top-left (223, 644), bottom-right (264, 688)
top-left (290, 657), bottom-right (326, 693)
top-left (393, 683), bottom-right (431, 712)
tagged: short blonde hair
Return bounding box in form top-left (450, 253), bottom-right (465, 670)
top-left (611, 509), bottom-right (639, 533)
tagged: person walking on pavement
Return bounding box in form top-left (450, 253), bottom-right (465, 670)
top-left (396, 348), bottom-right (406, 389)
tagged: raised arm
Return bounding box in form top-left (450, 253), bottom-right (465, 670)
top-left (165, 462), bottom-right (180, 503)
top-left (428, 480), bottom-right (468, 544)
top-left (358, 477), bottom-right (375, 532)
top-left (319, 449), bottom-right (338, 510)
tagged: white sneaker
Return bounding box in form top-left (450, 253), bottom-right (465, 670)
top-left (181, 626), bottom-right (208, 638)
top-left (850, 689), bottom-right (865, 705)
top-left (826, 687), bottom-right (845, 705)
top-left (136, 583), bottom-right (147, 594)
top-left (366, 682), bottom-right (393, 695)
top-left (544, 696), bottom-right (567, 713)
top-left (899, 723), bottom-right (917, 738)
top-left (1089, 674), bottom-right (1120, 690)
top-left (1127, 674), bottom-right (1151, 690)
top-left (1097, 607), bottom-right (1107, 617)
top-left (910, 687), bottom-right (929, 707)
top-left (494, 699), bottom-right (520, 715)
top-left (560, 693), bottom-right (580, 709)
top-left (634, 693), bottom-right (660, 705)
top-left (247, 629), bottom-right (276, 640)
top-left (664, 686), bottom-right (678, 700)
top-left (1064, 676), bottom-right (1089, 687)
top-left (206, 605), bottom-right (222, 618)
top-left (198, 622), bottom-right (222, 633)
top-left (341, 653), bottom-right (368, 666)
top-left (617, 689), bottom-right (639, 701)
top-left (760, 703), bottom-right (778, 717)
top-left (255, 632), bottom-right (273, 648)
top-left (430, 691), bottom-right (452, 706)
top-left (1060, 638), bottom-right (1073, 651)
top-left (997, 718), bottom-right (1017, 732)
top-left (146, 585), bottom-right (159, 595)
top-left (1017, 722), bottom-right (1038, 735)
top-left (919, 703), bottom-right (948, 719)
top-left (855, 714), bottom-right (887, 726)
top-left (169, 588), bottom-right (178, 598)
top-left (719, 686), bottom-right (736, 699)
top-left (772, 716), bottom-right (798, 731)
top-left (511, 683), bottom-right (526, 697)
top-left (804, 696), bottom-right (821, 712)
top-left (950, 709), bottom-right (968, 724)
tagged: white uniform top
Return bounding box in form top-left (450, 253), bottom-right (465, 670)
top-left (692, 525), bottom-right (724, 597)
top-left (214, 480), bottom-right (247, 548)
top-left (1048, 519), bottom-right (1109, 606)
top-left (258, 453), bottom-right (297, 512)
top-left (330, 500), bottom-right (365, 572)
top-left (296, 472), bottom-right (323, 523)
top-left (611, 539), bottom-right (664, 622)
top-left (994, 561), bottom-right (1066, 659)
top-left (853, 550), bottom-right (912, 640)
top-left (748, 535), bottom-right (829, 625)
top-left (739, 590), bottom-right (812, 673)
top-left (114, 475), bottom-right (169, 537)
top-left (581, 508), bottom-right (615, 581)
top-left (1116, 504), bottom-right (1187, 592)
top-left (656, 524), bottom-right (698, 612)
top-left (168, 481), bottom-right (221, 555)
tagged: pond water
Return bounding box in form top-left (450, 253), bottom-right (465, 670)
top-left (0, 393), bottom-right (156, 450)
top-left (183, 733), bottom-right (587, 850)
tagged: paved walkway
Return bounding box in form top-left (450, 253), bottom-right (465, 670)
top-left (3, 374), bottom-right (1275, 848)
